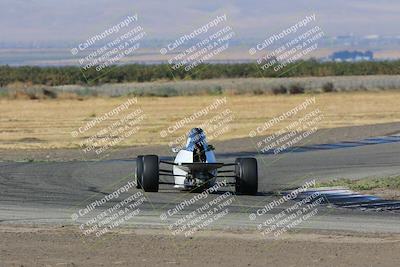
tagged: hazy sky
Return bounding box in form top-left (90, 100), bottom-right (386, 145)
top-left (1, 0), bottom-right (400, 43)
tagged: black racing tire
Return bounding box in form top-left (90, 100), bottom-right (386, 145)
top-left (235, 158), bottom-right (258, 195)
top-left (142, 155), bottom-right (159, 192)
top-left (136, 155), bottom-right (144, 189)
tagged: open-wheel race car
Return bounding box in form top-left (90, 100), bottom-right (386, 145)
top-left (136, 128), bottom-right (258, 195)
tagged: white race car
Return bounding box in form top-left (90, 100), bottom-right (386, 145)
top-left (136, 128), bottom-right (258, 195)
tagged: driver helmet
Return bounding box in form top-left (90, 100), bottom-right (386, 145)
top-left (185, 128), bottom-right (207, 152)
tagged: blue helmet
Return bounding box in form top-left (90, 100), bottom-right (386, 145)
top-left (185, 128), bottom-right (207, 151)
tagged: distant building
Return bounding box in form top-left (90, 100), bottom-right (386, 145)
top-left (330, 50), bottom-right (373, 62)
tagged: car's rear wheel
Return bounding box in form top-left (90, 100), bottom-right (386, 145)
top-left (136, 155), bottom-right (143, 189)
top-left (235, 158), bottom-right (258, 195)
top-left (142, 155), bottom-right (159, 192)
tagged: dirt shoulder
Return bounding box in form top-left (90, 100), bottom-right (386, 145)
top-left (1, 225), bottom-right (399, 267)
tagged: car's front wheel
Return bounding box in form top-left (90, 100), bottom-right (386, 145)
top-left (235, 158), bottom-right (258, 195)
top-left (141, 155), bottom-right (159, 192)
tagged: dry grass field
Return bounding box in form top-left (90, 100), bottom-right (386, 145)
top-left (0, 91), bottom-right (399, 150)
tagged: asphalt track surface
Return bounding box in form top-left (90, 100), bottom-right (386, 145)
top-left (1, 128), bottom-right (400, 234)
